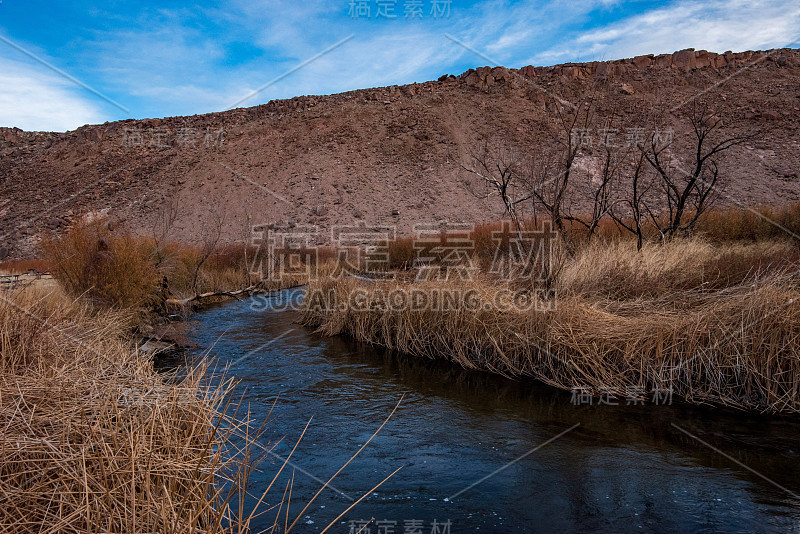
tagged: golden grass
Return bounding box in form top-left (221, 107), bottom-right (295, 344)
top-left (39, 221), bottom-right (309, 311)
top-left (301, 239), bottom-right (800, 413)
top-left (697, 202), bottom-right (800, 241)
top-left (559, 238), bottom-right (800, 299)
top-left (0, 285), bottom-right (267, 532)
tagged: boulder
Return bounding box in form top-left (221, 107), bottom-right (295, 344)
top-left (672, 49), bottom-right (697, 70)
top-left (654, 54), bottom-right (672, 67)
top-left (620, 83), bottom-right (635, 95)
top-left (491, 66), bottom-right (512, 82)
top-left (594, 62), bottom-right (610, 77)
top-left (633, 55), bottom-right (653, 68)
top-left (694, 50), bottom-right (714, 68)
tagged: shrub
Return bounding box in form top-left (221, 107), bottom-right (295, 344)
top-left (41, 220), bottom-right (159, 308)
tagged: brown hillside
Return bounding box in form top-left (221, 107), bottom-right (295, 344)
top-left (1, 47), bottom-right (799, 258)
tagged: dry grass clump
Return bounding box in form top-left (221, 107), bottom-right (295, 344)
top-left (697, 202), bottom-right (800, 241)
top-left (301, 238), bottom-right (800, 413)
top-left (41, 220), bottom-right (160, 309)
top-left (559, 238), bottom-right (800, 299)
top-left (162, 243), bottom-right (262, 296)
top-left (552, 280), bottom-right (800, 411)
top-left (0, 286), bottom-right (267, 532)
top-left (387, 237), bottom-right (416, 270)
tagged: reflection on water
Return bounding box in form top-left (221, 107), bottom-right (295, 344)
top-left (168, 288), bottom-right (800, 533)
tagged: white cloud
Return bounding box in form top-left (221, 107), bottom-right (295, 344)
top-left (223, 29), bottom-right (454, 108)
top-left (82, 3), bottom-right (466, 113)
top-left (530, 0), bottom-right (800, 65)
top-left (444, 0), bottom-right (630, 67)
top-left (0, 57), bottom-right (107, 132)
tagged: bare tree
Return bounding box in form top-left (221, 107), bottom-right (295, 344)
top-left (151, 198), bottom-right (178, 267)
top-left (191, 212), bottom-right (224, 295)
top-left (525, 93), bottom-right (598, 235)
top-left (559, 114), bottom-right (629, 243)
top-left (606, 143), bottom-right (656, 251)
top-left (644, 102), bottom-right (752, 239)
top-left (462, 140), bottom-right (531, 237)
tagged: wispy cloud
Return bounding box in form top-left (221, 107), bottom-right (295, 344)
top-left (529, 0), bottom-right (800, 65)
top-left (80, 3), bottom-right (466, 116)
top-left (0, 57), bottom-right (106, 131)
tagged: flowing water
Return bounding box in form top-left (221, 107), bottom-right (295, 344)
top-left (167, 288), bottom-right (800, 533)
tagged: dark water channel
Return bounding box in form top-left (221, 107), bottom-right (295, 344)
top-left (166, 288), bottom-right (800, 533)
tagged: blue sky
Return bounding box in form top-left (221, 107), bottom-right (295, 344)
top-left (0, 0), bottom-right (798, 131)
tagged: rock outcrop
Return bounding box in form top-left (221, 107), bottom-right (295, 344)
top-left (458, 48), bottom-right (796, 91)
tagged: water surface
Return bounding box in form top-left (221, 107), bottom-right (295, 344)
top-left (173, 288), bottom-right (800, 533)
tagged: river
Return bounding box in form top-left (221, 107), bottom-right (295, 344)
top-left (167, 288), bottom-right (800, 533)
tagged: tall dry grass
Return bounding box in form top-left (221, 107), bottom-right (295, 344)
top-left (559, 238), bottom-right (800, 298)
top-left (697, 202), bottom-right (800, 242)
top-left (301, 239), bottom-right (800, 413)
top-left (41, 220), bottom-right (160, 308)
top-left (0, 285), bottom-right (271, 532)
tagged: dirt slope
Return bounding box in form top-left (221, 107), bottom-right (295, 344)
top-left (1, 47), bottom-right (799, 257)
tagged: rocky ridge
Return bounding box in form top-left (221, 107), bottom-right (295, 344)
top-left (1, 47), bottom-right (799, 258)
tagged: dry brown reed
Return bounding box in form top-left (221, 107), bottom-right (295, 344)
top-left (301, 239), bottom-right (800, 413)
top-left (0, 285), bottom-right (268, 532)
top-left (39, 220), bottom-right (310, 310)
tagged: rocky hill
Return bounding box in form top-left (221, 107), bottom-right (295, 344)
top-left (1, 47), bottom-right (799, 258)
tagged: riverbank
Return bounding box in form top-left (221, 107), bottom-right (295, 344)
top-left (301, 238), bottom-right (800, 414)
top-left (0, 284), bottom-right (265, 532)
